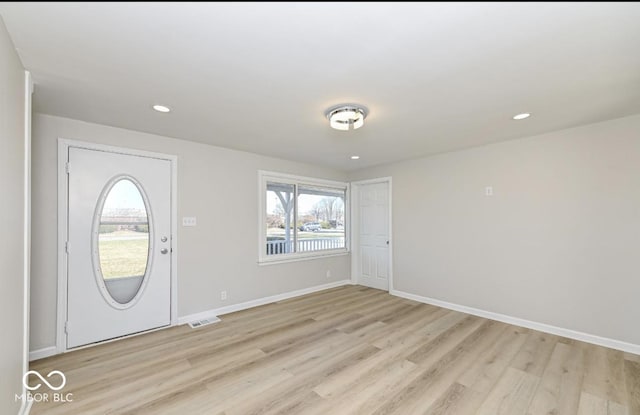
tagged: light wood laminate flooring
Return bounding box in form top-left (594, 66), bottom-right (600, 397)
top-left (30, 285), bottom-right (640, 414)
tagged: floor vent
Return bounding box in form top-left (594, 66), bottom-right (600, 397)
top-left (188, 317), bottom-right (221, 329)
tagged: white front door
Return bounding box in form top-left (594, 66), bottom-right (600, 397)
top-left (66, 147), bottom-right (172, 348)
top-left (358, 181), bottom-right (390, 290)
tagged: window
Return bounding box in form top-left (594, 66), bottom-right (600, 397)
top-left (260, 171), bottom-right (348, 263)
top-left (96, 177), bottom-right (150, 305)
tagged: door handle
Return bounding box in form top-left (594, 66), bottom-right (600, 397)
top-left (160, 248), bottom-right (169, 255)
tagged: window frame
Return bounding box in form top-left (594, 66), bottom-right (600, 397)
top-left (258, 170), bottom-right (349, 264)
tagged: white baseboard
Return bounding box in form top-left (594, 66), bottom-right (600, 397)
top-left (29, 345), bottom-right (57, 361)
top-left (391, 289), bottom-right (640, 355)
top-left (177, 279), bottom-right (353, 325)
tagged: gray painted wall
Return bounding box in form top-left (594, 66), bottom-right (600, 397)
top-left (0, 16), bottom-right (25, 415)
top-left (350, 114), bottom-right (640, 346)
top-left (30, 97), bottom-right (640, 353)
top-left (31, 113), bottom-right (350, 351)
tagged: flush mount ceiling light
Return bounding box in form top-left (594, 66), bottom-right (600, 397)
top-left (326, 105), bottom-right (368, 131)
top-left (152, 104), bottom-right (171, 113)
top-left (512, 112), bottom-right (531, 120)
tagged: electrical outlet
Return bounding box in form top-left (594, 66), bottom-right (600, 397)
top-left (326, 270), bottom-right (332, 279)
top-left (182, 217), bottom-right (197, 226)
top-left (485, 186), bottom-right (493, 196)
top-left (221, 290), bottom-right (227, 301)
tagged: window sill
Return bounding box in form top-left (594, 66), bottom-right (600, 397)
top-left (258, 250), bottom-right (349, 266)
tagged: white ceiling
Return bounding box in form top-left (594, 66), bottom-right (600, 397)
top-left (1, 3), bottom-right (640, 171)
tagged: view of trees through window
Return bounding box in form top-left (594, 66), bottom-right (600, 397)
top-left (98, 179), bottom-right (150, 279)
top-left (266, 181), bottom-right (346, 256)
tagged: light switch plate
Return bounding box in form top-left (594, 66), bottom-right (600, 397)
top-left (182, 217), bottom-right (197, 226)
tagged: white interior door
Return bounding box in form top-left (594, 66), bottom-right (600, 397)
top-left (66, 147), bottom-right (172, 348)
top-left (358, 181), bottom-right (390, 290)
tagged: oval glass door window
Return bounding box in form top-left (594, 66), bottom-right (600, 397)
top-left (97, 178), bottom-right (150, 305)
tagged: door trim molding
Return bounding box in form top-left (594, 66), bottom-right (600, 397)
top-left (56, 138), bottom-right (178, 355)
top-left (20, 71), bottom-right (33, 415)
top-left (350, 177), bottom-right (393, 292)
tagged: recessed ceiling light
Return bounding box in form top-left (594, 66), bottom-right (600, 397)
top-left (512, 113), bottom-right (531, 120)
top-left (153, 104), bottom-right (171, 113)
top-left (350, 155), bottom-right (360, 160)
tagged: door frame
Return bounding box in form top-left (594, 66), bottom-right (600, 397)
top-left (56, 138), bottom-right (178, 354)
top-left (350, 177), bottom-right (393, 292)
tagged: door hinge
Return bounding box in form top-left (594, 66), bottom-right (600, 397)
top-left (65, 162), bottom-right (70, 174)
top-left (65, 241), bottom-right (69, 254)
top-left (64, 321), bottom-right (69, 334)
